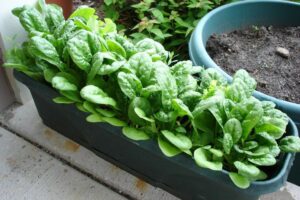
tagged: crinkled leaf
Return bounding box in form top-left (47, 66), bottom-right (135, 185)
top-left (269, 145), bottom-right (281, 157)
top-left (223, 133), bottom-right (233, 154)
top-left (194, 148), bottom-right (223, 171)
top-left (243, 141), bottom-right (258, 151)
top-left (60, 91), bottom-right (82, 102)
top-left (280, 136), bottom-right (300, 152)
top-left (154, 61), bottom-right (178, 108)
top-left (229, 173), bottom-right (250, 189)
top-left (172, 99), bottom-right (192, 118)
top-left (18, 8), bottom-right (49, 33)
top-left (234, 161), bottom-right (260, 178)
top-left (209, 102), bottom-right (226, 128)
top-left (118, 72), bottom-right (142, 99)
top-left (223, 118), bottom-right (242, 144)
top-left (53, 96), bottom-right (74, 104)
top-left (70, 6), bottom-right (95, 21)
top-left (141, 85), bottom-right (161, 98)
top-left (29, 36), bottom-right (65, 71)
top-left (52, 76), bottom-right (77, 91)
top-left (44, 4), bottom-right (64, 31)
top-left (171, 60), bottom-right (193, 77)
top-left (96, 108), bottom-right (116, 117)
top-left (86, 114), bottom-right (103, 123)
top-left (199, 68), bottom-right (226, 91)
top-left (192, 93), bottom-right (223, 117)
top-left (99, 18), bottom-right (117, 35)
top-left (103, 117), bottom-right (126, 127)
top-left (135, 38), bottom-right (168, 61)
top-left (248, 154), bottom-right (276, 166)
top-left (134, 107), bottom-right (154, 122)
top-left (233, 69), bottom-right (256, 97)
top-left (158, 136), bottom-right (181, 157)
top-left (128, 97), bottom-right (152, 126)
top-left (44, 68), bottom-right (58, 82)
top-left (88, 52), bottom-right (103, 82)
top-left (244, 146), bottom-right (270, 157)
top-left (107, 39), bottom-right (126, 58)
top-left (67, 36), bottom-right (92, 72)
top-left (209, 148), bottom-right (223, 158)
top-left (241, 98), bottom-right (263, 140)
top-left (83, 101), bottom-right (97, 114)
top-left (256, 132), bottom-right (277, 146)
top-left (192, 111), bottom-right (215, 134)
top-left (80, 85), bottom-right (117, 108)
top-left (161, 130), bottom-right (192, 150)
top-left (255, 109), bottom-right (289, 139)
top-left (154, 110), bottom-right (177, 123)
top-left (122, 127), bottom-right (150, 141)
top-left (99, 61), bottom-right (125, 75)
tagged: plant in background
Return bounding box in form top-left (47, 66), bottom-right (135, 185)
top-left (4, 0), bottom-right (300, 189)
top-left (101, 0), bottom-right (234, 59)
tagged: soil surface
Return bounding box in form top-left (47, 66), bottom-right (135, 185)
top-left (206, 26), bottom-right (300, 104)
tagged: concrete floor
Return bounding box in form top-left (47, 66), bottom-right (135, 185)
top-left (0, 100), bottom-right (299, 200)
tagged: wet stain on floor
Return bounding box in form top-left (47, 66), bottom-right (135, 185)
top-left (64, 140), bottom-right (80, 152)
top-left (135, 178), bottom-right (148, 192)
top-left (110, 164), bottom-right (120, 172)
top-left (44, 128), bottom-right (54, 140)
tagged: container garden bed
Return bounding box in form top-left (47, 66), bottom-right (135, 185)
top-left (3, 1), bottom-right (300, 199)
top-left (188, 0), bottom-right (300, 185)
top-left (14, 69), bottom-right (298, 200)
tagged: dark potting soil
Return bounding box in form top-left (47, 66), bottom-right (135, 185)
top-left (206, 26), bottom-right (300, 104)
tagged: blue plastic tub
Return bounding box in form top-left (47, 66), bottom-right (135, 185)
top-left (189, 0), bottom-right (300, 185)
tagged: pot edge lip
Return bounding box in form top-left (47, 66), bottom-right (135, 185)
top-left (189, 0), bottom-right (300, 110)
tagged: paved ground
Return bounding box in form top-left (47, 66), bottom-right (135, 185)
top-left (0, 100), bottom-right (300, 200)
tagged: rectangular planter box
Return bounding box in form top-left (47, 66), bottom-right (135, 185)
top-left (14, 70), bottom-right (297, 200)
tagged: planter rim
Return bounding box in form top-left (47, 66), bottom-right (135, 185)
top-left (14, 70), bottom-right (298, 194)
top-left (189, 0), bottom-right (300, 118)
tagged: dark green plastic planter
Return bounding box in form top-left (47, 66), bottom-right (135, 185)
top-left (14, 69), bottom-right (298, 200)
top-left (189, 0), bottom-right (300, 185)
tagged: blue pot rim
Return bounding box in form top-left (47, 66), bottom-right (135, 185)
top-left (189, 0), bottom-right (300, 114)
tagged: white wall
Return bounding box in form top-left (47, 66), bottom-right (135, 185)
top-left (0, 64), bottom-right (14, 111)
top-left (0, 0), bottom-right (37, 104)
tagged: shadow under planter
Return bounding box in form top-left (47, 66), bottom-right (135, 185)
top-left (189, 0), bottom-right (300, 185)
top-left (14, 70), bottom-right (298, 200)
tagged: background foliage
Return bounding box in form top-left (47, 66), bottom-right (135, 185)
top-left (101, 0), bottom-right (233, 59)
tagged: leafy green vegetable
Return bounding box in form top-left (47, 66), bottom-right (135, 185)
top-left (229, 173), bottom-right (250, 189)
top-left (158, 136), bottom-right (181, 157)
top-left (194, 147), bottom-right (223, 171)
top-left (86, 114), bottom-right (104, 123)
top-left (53, 96), bottom-right (74, 104)
top-left (234, 161), bottom-right (260, 178)
top-left (4, 1), bottom-right (299, 190)
top-left (161, 130), bottom-right (192, 150)
top-left (279, 136), bottom-right (300, 152)
top-left (223, 118), bottom-right (242, 143)
top-left (122, 127), bottom-right (150, 141)
top-left (118, 72), bottom-right (142, 99)
top-left (248, 154), bottom-right (276, 166)
top-left (80, 85), bottom-right (117, 108)
top-left (52, 76), bottom-right (77, 91)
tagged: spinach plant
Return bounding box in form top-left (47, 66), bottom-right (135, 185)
top-left (4, 1), bottom-right (300, 189)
